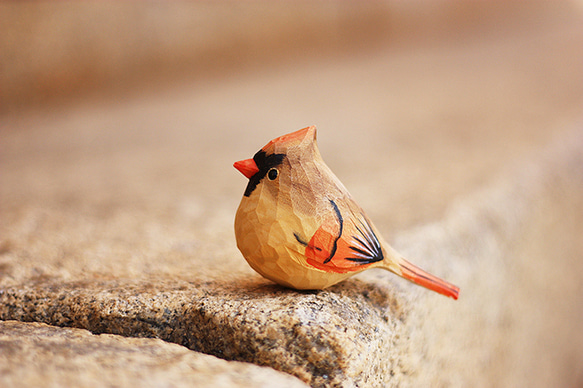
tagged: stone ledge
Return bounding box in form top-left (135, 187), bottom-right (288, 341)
top-left (1, 128), bottom-right (582, 387)
top-left (0, 277), bottom-right (403, 387)
top-left (380, 128), bottom-right (583, 386)
top-left (0, 320), bottom-right (308, 388)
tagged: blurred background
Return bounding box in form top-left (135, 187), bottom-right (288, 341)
top-left (1, 1), bottom-right (583, 386)
top-left (2, 1), bottom-right (581, 114)
top-left (2, 0), bottom-right (583, 234)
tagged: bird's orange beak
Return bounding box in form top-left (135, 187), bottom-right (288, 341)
top-left (234, 158), bottom-right (259, 179)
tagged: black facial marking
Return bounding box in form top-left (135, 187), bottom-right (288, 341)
top-left (243, 150), bottom-right (285, 197)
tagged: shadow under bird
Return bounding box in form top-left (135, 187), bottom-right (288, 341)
top-left (234, 126), bottom-right (459, 299)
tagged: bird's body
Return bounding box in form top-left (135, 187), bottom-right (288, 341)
top-left (234, 126), bottom-right (459, 299)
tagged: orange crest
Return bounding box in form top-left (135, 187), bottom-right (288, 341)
top-left (262, 126), bottom-right (316, 154)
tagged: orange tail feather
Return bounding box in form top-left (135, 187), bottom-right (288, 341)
top-left (398, 258), bottom-right (459, 300)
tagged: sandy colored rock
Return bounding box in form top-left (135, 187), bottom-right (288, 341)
top-left (1, 131), bottom-right (583, 387)
top-left (384, 131), bottom-right (583, 387)
top-left (0, 276), bottom-right (403, 387)
top-left (0, 320), bottom-right (308, 388)
top-left (0, 129), bottom-right (581, 384)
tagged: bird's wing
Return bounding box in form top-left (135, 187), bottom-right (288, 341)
top-left (300, 199), bottom-right (384, 274)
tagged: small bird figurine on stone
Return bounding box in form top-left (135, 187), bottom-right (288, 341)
top-left (234, 126), bottom-right (459, 299)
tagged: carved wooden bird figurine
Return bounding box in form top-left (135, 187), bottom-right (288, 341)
top-left (234, 126), bottom-right (459, 299)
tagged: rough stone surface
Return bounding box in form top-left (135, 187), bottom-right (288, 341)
top-left (385, 131), bottom-right (583, 387)
top-left (1, 3), bottom-right (583, 388)
top-left (1, 131), bottom-right (582, 387)
top-left (0, 278), bottom-right (402, 387)
top-left (0, 320), bottom-right (308, 388)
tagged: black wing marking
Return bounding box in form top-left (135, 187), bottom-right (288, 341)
top-left (323, 199), bottom-right (343, 264)
top-left (345, 215), bottom-right (384, 264)
top-left (294, 233), bottom-right (308, 246)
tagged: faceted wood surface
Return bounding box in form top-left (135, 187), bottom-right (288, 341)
top-left (234, 126), bottom-right (459, 298)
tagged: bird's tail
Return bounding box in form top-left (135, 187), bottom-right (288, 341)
top-left (394, 257), bottom-right (459, 299)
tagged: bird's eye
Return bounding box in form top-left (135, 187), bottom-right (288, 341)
top-left (267, 168), bottom-right (279, 181)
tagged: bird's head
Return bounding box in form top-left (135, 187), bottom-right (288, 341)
top-left (234, 126), bottom-right (319, 198)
